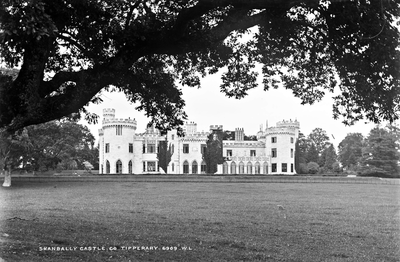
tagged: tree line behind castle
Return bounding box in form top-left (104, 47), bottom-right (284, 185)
top-left (3, 120), bottom-right (400, 178)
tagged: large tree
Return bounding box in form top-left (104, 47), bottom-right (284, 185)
top-left (0, 0), bottom-right (399, 136)
top-left (359, 125), bottom-right (400, 177)
top-left (338, 132), bottom-right (364, 169)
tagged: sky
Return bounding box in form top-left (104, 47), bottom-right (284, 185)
top-left (81, 70), bottom-right (384, 149)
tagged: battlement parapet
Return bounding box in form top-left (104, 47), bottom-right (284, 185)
top-left (103, 118), bottom-right (137, 125)
top-left (265, 127), bottom-right (296, 136)
top-left (98, 129), bottom-right (104, 136)
top-left (210, 125), bottom-right (223, 131)
top-left (276, 119), bottom-right (300, 129)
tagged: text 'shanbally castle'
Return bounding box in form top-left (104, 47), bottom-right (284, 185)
top-left (98, 108), bottom-right (300, 175)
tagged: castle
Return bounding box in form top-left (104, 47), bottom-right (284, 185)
top-left (98, 108), bottom-right (300, 175)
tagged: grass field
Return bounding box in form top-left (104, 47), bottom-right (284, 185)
top-left (0, 181), bottom-right (399, 262)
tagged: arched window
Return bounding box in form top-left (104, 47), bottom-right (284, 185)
top-left (106, 160), bottom-right (110, 174)
top-left (172, 144), bottom-right (175, 154)
top-left (183, 160), bottom-right (189, 174)
top-left (192, 160), bottom-right (198, 174)
top-left (128, 160), bottom-right (132, 174)
top-left (223, 162), bottom-right (229, 174)
top-left (116, 160), bottom-right (122, 174)
top-left (201, 161), bottom-right (207, 174)
top-left (172, 163), bottom-right (175, 172)
top-left (231, 162), bottom-right (236, 174)
top-left (239, 162), bottom-right (245, 174)
top-left (255, 162), bottom-right (261, 174)
top-left (263, 162), bottom-right (268, 174)
top-left (247, 162), bottom-right (252, 174)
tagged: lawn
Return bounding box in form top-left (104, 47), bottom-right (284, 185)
top-left (0, 181), bottom-right (399, 261)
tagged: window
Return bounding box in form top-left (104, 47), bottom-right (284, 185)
top-left (192, 161), bottom-right (198, 174)
top-left (183, 144), bottom-right (189, 154)
top-left (116, 160), bottom-right (122, 174)
top-left (201, 161), bottom-right (207, 173)
top-left (255, 162), bottom-right (261, 174)
top-left (142, 144), bottom-right (146, 153)
top-left (272, 137), bottom-right (277, 143)
top-left (172, 163), bottom-right (175, 172)
top-left (272, 148), bottom-right (277, 158)
top-left (201, 144), bottom-right (207, 155)
top-left (264, 162), bottom-right (268, 174)
top-left (128, 161), bottom-right (132, 174)
top-left (116, 125), bottom-right (122, 136)
top-left (291, 164), bottom-right (294, 173)
top-left (239, 162), bottom-right (244, 174)
top-left (171, 144), bottom-right (175, 154)
top-left (129, 143), bottom-right (133, 153)
top-left (105, 143), bottom-right (110, 153)
top-left (227, 150), bottom-right (232, 157)
top-left (272, 163), bottom-right (277, 173)
top-left (172, 134), bottom-right (175, 140)
top-left (143, 162), bottom-right (146, 172)
top-left (147, 161), bottom-right (156, 172)
top-left (147, 144), bottom-right (156, 153)
top-left (291, 148), bottom-right (294, 158)
top-left (106, 160), bottom-right (110, 174)
top-left (231, 162), bottom-right (236, 174)
top-left (247, 162), bottom-right (252, 174)
top-left (183, 161), bottom-right (189, 174)
top-left (291, 137), bottom-right (294, 143)
top-left (250, 150), bottom-right (256, 157)
top-left (223, 162), bottom-right (228, 174)
top-left (282, 163), bottom-right (287, 172)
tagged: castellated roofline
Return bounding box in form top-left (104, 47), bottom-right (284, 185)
top-left (276, 119), bottom-right (300, 129)
top-left (210, 125), bottom-right (223, 131)
top-left (102, 118), bottom-right (137, 125)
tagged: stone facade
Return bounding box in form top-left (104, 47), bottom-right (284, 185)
top-left (98, 108), bottom-right (300, 175)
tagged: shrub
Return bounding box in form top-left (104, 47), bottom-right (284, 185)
top-left (307, 162), bottom-right (320, 174)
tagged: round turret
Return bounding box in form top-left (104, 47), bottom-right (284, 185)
top-left (103, 108), bottom-right (116, 121)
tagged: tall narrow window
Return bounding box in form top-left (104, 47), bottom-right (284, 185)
top-left (192, 161), bottom-right (198, 174)
top-left (291, 164), bottom-right (294, 173)
top-left (247, 162), bottom-right (252, 174)
top-left (201, 161), bottom-right (207, 173)
top-left (201, 144), bottom-right (207, 155)
top-left (147, 161), bottom-right (156, 172)
top-left (129, 143), bottom-right (133, 153)
top-left (291, 137), bottom-right (294, 143)
top-left (116, 160), bottom-right (122, 174)
top-left (183, 161), bottom-right (189, 174)
top-left (290, 148), bottom-right (294, 158)
top-left (271, 137), bottom-right (277, 143)
top-left (106, 160), bottom-right (110, 174)
top-left (250, 150), bottom-right (256, 156)
top-left (264, 162), bottom-right (268, 174)
top-left (172, 163), bottom-right (175, 172)
top-left (128, 161), bottom-right (132, 174)
top-left (255, 162), bottom-right (261, 174)
top-left (239, 162), bottom-right (244, 174)
top-left (272, 148), bottom-right (277, 158)
top-left (148, 144), bottom-right (156, 153)
top-left (272, 163), bottom-right (277, 173)
top-left (105, 143), bottom-right (110, 153)
top-left (231, 162), bottom-right (236, 174)
top-left (223, 162), bottom-right (228, 174)
top-left (282, 163), bottom-right (287, 172)
top-left (183, 144), bottom-right (189, 154)
top-left (227, 150), bottom-right (232, 157)
top-left (116, 125), bottom-right (122, 136)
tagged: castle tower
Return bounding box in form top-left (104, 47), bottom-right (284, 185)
top-left (265, 119), bottom-right (300, 175)
top-left (184, 121), bottom-right (198, 135)
top-left (98, 109), bottom-right (137, 174)
top-left (235, 128), bottom-right (244, 141)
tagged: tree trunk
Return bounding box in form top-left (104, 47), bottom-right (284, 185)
top-left (2, 167), bottom-right (11, 187)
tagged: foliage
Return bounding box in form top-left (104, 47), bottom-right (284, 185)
top-left (308, 128), bottom-right (330, 155)
top-left (297, 162), bottom-right (309, 175)
top-left (294, 131), bottom-right (308, 173)
top-left (157, 138), bottom-right (172, 173)
top-left (321, 144), bottom-right (337, 171)
top-left (331, 161), bottom-right (342, 173)
top-left (338, 133), bottom-right (364, 169)
top-left (359, 125), bottom-right (400, 178)
top-left (203, 130), bottom-right (224, 174)
top-left (21, 120), bottom-right (97, 172)
top-left (307, 162), bottom-right (320, 174)
top-left (0, 0), bottom-right (399, 134)
top-left (306, 143), bottom-right (319, 164)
